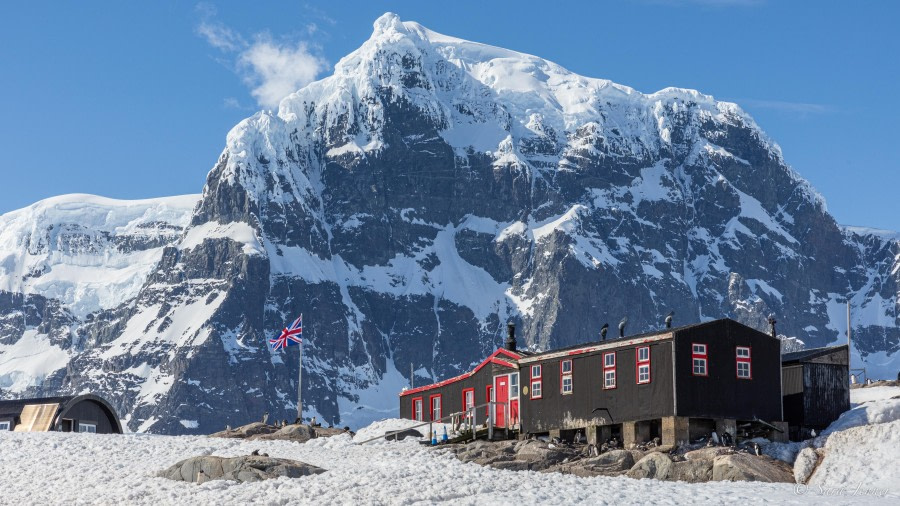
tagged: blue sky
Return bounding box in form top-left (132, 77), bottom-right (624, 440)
top-left (1, 1), bottom-right (898, 230)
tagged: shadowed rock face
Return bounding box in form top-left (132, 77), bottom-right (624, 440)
top-left (158, 455), bottom-right (326, 483)
top-left (0, 14), bottom-right (897, 434)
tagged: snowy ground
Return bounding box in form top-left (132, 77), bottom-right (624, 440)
top-left (1, 388), bottom-right (897, 505)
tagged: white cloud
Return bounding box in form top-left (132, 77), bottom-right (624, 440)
top-left (196, 8), bottom-right (327, 110)
top-left (238, 39), bottom-right (327, 109)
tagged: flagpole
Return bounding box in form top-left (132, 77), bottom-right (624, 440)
top-left (297, 313), bottom-right (303, 423)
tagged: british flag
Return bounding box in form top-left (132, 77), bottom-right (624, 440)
top-left (269, 315), bottom-right (302, 351)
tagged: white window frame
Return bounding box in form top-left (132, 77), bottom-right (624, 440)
top-left (431, 395), bottom-right (442, 421)
top-left (464, 390), bottom-right (474, 411)
top-left (530, 380), bottom-right (542, 399)
top-left (692, 342), bottom-right (708, 377)
top-left (531, 364), bottom-right (542, 379)
top-left (636, 346), bottom-right (651, 384)
top-left (604, 352), bottom-right (615, 368)
top-left (78, 422), bottom-right (97, 433)
top-left (413, 398), bottom-right (424, 421)
top-left (560, 359), bottom-right (573, 395)
top-left (604, 369), bottom-right (616, 389)
top-left (509, 372), bottom-right (519, 398)
top-left (0, 421), bottom-right (10, 431)
top-left (736, 347), bottom-right (752, 379)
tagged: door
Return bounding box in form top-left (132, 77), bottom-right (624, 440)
top-left (494, 375), bottom-right (509, 428)
top-left (509, 372), bottom-right (520, 426)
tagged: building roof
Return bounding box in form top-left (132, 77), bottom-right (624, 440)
top-left (782, 344), bottom-right (849, 365)
top-left (0, 396), bottom-right (75, 417)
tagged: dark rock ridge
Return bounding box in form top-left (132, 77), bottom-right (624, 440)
top-left (0, 13), bottom-right (897, 434)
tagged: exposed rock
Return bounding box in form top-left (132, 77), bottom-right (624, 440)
top-left (159, 455), bottom-right (325, 483)
top-left (514, 440), bottom-right (577, 469)
top-left (793, 447), bottom-right (820, 484)
top-left (684, 447), bottom-right (731, 461)
top-left (209, 422), bottom-right (278, 439)
top-left (384, 428), bottom-right (423, 441)
top-left (626, 453), bottom-right (674, 480)
top-left (670, 458), bottom-right (714, 483)
top-left (712, 453), bottom-right (794, 483)
top-left (582, 450), bottom-right (635, 473)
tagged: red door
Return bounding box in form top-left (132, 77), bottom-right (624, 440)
top-left (509, 399), bottom-right (519, 426)
top-left (494, 375), bottom-right (509, 428)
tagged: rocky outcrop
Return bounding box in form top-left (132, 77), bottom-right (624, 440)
top-left (711, 453), bottom-right (794, 483)
top-left (626, 453), bottom-right (674, 480)
top-left (158, 455), bottom-right (325, 483)
top-left (209, 422), bottom-right (348, 443)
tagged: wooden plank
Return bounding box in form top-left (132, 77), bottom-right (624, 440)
top-left (13, 404), bottom-right (58, 432)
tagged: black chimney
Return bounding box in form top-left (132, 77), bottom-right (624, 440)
top-left (618, 317), bottom-right (628, 338)
top-left (505, 321), bottom-right (517, 352)
top-left (768, 316), bottom-right (777, 339)
top-left (600, 323), bottom-right (609, 341)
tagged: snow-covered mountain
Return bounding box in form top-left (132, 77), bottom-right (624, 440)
top-left (1, 13), bottom-right (897, 433)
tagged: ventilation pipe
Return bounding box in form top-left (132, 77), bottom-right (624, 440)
top-left (768, 316), bottom-right (777, 339)
top-left (618, 317), bottom-right (628, 338)
top-left (505, 321), bottom-right (517, 352)
top-left (599, 323), bottom-right (609, 341)
top-left (665, 311), bottom-right (674, 329)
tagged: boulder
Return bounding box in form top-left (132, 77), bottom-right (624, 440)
top-left (159, 455), bottom-right (325, 483)
top-left (209, 422), bottom-right (278, 439)
top-left (251, 424), bottom-right (315, 442)
top-left (626, 452), bottom-right (673, 480)
top-left (793, 447), bottom-right (820, 484)
top-left (670, 458), bottom-right (714, 483)
top-left (712, 453), bottom-right (794, 483)
top-left (684, 447), bottom-right (730, 461)
top-left (514, 440), bottom-right (576, 467)
top-left (581, 450), bottom-right (635, 474)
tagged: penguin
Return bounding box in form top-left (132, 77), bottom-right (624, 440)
top-left (750, 442), bottom-right (761, 456)
top-left (251, 449), bottom-right (260, 456)
top-left (711, 431), bottom-right (720, 446)
top-left (261, 411), bottom-right (269, 424)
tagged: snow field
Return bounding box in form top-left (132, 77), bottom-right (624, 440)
top-left (0, 422), bottom-right (894, 505)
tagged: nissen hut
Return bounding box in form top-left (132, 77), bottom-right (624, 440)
top-left (0, 394), bottom-right (123, 434)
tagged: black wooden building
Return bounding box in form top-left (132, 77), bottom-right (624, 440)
top-left (781, 344), bottom-right (850, 438)
top-left (0, 394), bottom-right (123, 434)
top-left (516, 319), bottom-right (784, 445)
top-left (399, 318), bottom-right (787, 446)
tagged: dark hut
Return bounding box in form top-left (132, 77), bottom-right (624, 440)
top-left (781, 344), bottom-right (850, 439)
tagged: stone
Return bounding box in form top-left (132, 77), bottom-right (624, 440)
top-left (626, 453), bottom-right (674, 480)
top-left (159, 455), bottom-right (325, 483)
top-left (793, 447), bottom-right (820, 484)
top-left (684, 447), bottom-right (731, 461)
top-left (581, 450), bottom-right (635, 474)
top-left (712, 454), bottom-right (794, 483)
top-left (670, 459), bottom-right (714, 483)
top-left (209, 422), bottom-right (278, 439)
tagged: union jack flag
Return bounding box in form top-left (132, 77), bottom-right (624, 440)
top-left (269, 315), bottom-right (302, 351)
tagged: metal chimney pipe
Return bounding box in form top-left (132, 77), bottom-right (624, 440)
top-left (618, 317), bottom-right (628, 338)
top-left (768, 316), bottom-right (777, 339)
top-left (505, 321), bottom-right (517, 352)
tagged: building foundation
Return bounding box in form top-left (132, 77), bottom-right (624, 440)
top-left (662, 416), bottom-right (690, 446)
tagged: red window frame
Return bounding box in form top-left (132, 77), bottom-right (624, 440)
top-left (462, 388), bottom-right (475, 413)
top-left (411, 396), bottom-right (424, 421)
top-left (691, 343), bottom-right (708, 377)
top-left (636, 346), bottom-right (651, 384)
top-left (736, 346), bottom-right (752, 379)
top-left (530, 363), bottom-right (543, 400)
top-left (603, 351), bottom-right (616, 389)
top-left (429, 393), bottom-right (442, 421)
top-left (560, 359), bottom-right (573, 395)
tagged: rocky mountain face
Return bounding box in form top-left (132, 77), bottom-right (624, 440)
top-left (1, 13), bottom-right (897, 434)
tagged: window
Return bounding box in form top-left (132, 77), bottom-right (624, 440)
top-left (692, 343), bottom-right (708, 376)
top-left (412, 397), bottom-right (424, 421)
top-left (0, 421), bottom-right (10, 431)
top-left (560, 359), bottom-right (573, 394)
top-left (603, 352), bottom-right (616, 389)
top-left (736, 347), bottom-right (752, 379)
top-left (486, 385), bottom-right (493, 415)
top-left (510, 373), bottom-right (519, 398)
top-left (78, 423), bottom-right (97, 433)
top-left (430, 394), bottom-right (442, 421)
top-left (462, 388), bottom-right (475, 413)
top-left (636, 346), bottom-right (651, 384)
top-left (530, 363), bottom-right (542, 399)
